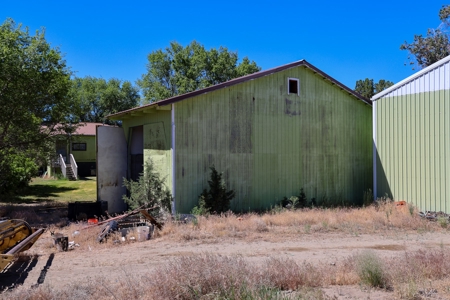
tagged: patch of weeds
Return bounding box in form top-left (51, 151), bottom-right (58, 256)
top-left (219, 284), bottom-right (292, 299)
top-left (355, 250), bottom-right (388, 288)
top-left (191, 195), bottom-right (210, 216)
top-left (363, 189), bottom-right (373, 206)
top-left (253, 219), bottom-right (269, 232)
top-left (408, 203), bottom-right (415, 216)
top-left (289, 196), bottom-right (300, 209)
top-left (269, 204), bottom-right (284, 214)
top-left (281, 188), bottom-right (314, 209)
top-left (437, 216), bottom-right (448, 228)
top-left (304, 224), bottom-right (311, 234)
top-left (55, 172), bottom-right (68, 181)
top-left (396, 280), bottom-right (419, 300)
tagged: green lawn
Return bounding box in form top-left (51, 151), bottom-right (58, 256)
top-left (12, 177), bottom-right (97, 203)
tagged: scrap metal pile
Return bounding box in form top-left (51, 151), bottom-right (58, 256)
top-left (419, 211), bottom-right (450, 221)
top-left (87, 206), bottom-right (163, 243)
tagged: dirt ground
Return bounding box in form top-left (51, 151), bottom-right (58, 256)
top-left (1, 204), bottom-right (450, 299)
top-left (1, 226), bottom-right (450, 299)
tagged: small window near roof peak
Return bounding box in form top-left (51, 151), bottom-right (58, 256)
top-left (288, 78), bottom-right (299, 95)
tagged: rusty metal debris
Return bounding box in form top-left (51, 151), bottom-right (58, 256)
top-left (87, 205), bottom-right (162, 243)
top-left (418, 211), bottom-right (450, 221)
top-left (51, 231), bottom-right (68, 251)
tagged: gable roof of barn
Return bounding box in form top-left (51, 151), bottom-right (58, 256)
top-left (108, 60), bottom-right (371, 119)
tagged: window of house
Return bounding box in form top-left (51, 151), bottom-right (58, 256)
top-left (288, 78), bottom-right (299, 95)
top-left (72, 143), bottom-right (87, 151)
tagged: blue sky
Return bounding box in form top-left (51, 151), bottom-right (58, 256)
top-left (2, 1), bottom-right (447, 90)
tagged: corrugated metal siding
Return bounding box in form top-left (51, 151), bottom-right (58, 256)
top-left (380, 61), bottom-right (450, 98)
top-left (375, 59), bottom-right (450, 212)
top-left (175, 66), bottom-right (372, 213)
top-left (122, 111), bottom-right (172, 193)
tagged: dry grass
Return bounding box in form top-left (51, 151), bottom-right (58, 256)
top-left (20, 200), bottom-right (446, 258)
top-left (157, 201), bottom-right (437, 243)
top-left (4, 248), bottom-right (450, 299)
top-left (3, 201), bottom-right (450, 299)
top-left (0, 203), bottom-right (68, 228)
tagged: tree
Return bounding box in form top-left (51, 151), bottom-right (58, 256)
top-left (199, 166), bottom-right (235, 214)
top-left (70, 77), bottom-right (140, 124)
top-left (374, 80), bottom-right (394, 95)
top-left (401, 5), bottom-right (450, 69)
top-left (0, 18), bottom-right (73, 194)
top-left (355, 78), bottom-right (394, 99)
top-left (138, 41), bottom-right (261, 103)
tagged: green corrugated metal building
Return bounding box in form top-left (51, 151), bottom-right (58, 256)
top-left (372, 55), bottom-right (450, 213)
top-left (107, 60), bottom-right (372, 213)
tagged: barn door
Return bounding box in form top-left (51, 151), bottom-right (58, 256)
top-left (96, 126), bottom-right (127, 213)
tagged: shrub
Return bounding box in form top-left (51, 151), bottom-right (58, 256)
top-left (355, 250), bottom-right (388, 288)
top-left (190, 194), bottom-right (210, 216)
top-left (0, 150), bottom-right (38, 195)
top-left (199, 166), bottom-right (235, 214)
top-left (122, 158), bottom-right (172, 215)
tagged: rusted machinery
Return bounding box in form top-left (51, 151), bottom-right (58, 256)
top-left (0, 219), bottom-right (43, 272)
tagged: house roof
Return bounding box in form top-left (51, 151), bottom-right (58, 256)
top-left (108, 59), bottom-right (371, 120)
top-left (43, 122), bottom-right (106, 136)
top-left (73, 123), bottom-right (105, 136)
top-left (371, 54), bottom-right (450, 101)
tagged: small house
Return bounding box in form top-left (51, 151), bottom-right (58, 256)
top-left (48, 122), bottom-right (103, 179)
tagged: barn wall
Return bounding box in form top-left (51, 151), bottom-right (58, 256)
top-left (175, 66), bottom-right (372, 213)
top-left (121, 111), bottom-right (172, 193)
top-left (375, 62), bottom-right (450, 212)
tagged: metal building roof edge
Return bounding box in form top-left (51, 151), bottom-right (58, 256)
top-left (371, 55), bottom-right (450, 101)
top-left (107, 59), bottom-right (370, 119)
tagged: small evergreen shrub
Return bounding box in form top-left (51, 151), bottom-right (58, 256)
top-left (122, 158), bottom-right (172, 216)
top-left (281, 188), bottom-right (310, 209)
top-left (198, 166), bottom-right (235, 214)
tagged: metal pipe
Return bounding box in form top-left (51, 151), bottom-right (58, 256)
top-left (171, 103), bottom-right (176, 215)
top-left (373, 101), bottom-right (377, 201)
top-left (6, 228), bottom-right (44, 255)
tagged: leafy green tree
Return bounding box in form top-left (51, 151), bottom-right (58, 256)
top-left (138, 41), bottom-right (261, 103)
top-left (0, 18), bottom-right (73, 194)
top-left (401, 5), bottom-right (450, 69)
top-left (70, 77), bottom-right (140, 124)
top-left (355, 78), bottom-right (394, 99)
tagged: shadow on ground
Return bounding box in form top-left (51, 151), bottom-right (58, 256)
top-left (13, 185), bottom-right (77, 203)
top-left (5, 177), bottom-right (95, 204)
top-left (0, 255), bottom-right (39, 292)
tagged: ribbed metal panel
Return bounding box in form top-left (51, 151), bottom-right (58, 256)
top-left (174, 66), bottom-right (372, 213)
top-left (122, 111), bottom-right (173, 193)
top-left (375, 58), bottom-right (450, 212)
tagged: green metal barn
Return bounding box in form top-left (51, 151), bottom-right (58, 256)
top-left (372, 55), bottom-right (450, 213)
top-left (100, 60), bottom-right (372, 214)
